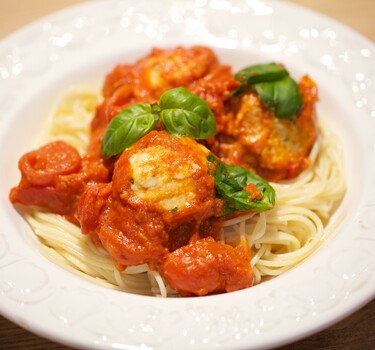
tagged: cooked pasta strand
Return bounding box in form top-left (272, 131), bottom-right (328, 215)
top-left (21, 87), bottom-right (346, 296)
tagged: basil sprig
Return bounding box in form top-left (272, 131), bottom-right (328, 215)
top-left (208, 156), bottom-right (275, 214)
top-left (101, 87), bottom-right (216, 158)
top-left (101, 104), bottom-right (160, 158)
top-left (160, 87), bottom-right (216, 139)
top-left (235, 62), bottom-right (302, 120)
top-left (235, 62), bottom-right (288, 84)
top-left (254, 76), bottom-right (302, 120)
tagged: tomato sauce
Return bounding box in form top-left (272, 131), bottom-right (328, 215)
top-left (9, 141), bottom-right (109, 221)
top-left (9, 46), bottom-right (319, 295)
top-left (209, 75), bottom-right (318, 181)
top-left (77, 130), bottom-right (253, 294)
top-left (163, 237), bottom-right (253, 296)
top-left (88, 46), bottom-right (238, 159)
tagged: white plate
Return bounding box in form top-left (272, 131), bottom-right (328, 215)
top-left (0, 0), bottom-right (374, 349)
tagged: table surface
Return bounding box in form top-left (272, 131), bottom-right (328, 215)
top-left (0, 0), bottom-right (374, 349)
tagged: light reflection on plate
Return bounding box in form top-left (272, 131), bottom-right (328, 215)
top-left (0, 1), bottom-right (374, 349)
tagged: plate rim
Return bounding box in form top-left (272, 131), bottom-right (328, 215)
top-left (1, 1), bottom-right (375, 349)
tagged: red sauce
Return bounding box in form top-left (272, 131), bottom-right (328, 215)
top-left (77, 130), bottom-right (253, 294)
top-left (9, 46), bottom-right (319, 295)
top-left (209, 75), bottom-right (318, 181)
top-left (88, 46), bottom-right (238, 159)
top-left (163, 237), bottom-right (254, 296)
top-left (9, 141), bottom-right (109, 220)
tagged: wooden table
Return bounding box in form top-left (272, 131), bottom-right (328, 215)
top-left (1, 0), bottom-right (374, 349)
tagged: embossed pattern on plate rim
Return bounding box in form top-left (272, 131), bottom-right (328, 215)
top-left (0, 1), bottom-right (374, 349)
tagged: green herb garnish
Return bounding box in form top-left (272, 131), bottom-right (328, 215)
top-left (101, 87), bottom-right (216, 159)
top-left (160, 87), bottom-right (216, 140)
top-left (235, 62), bottom-right (288, 85)
top-left (235, 62), bottom-right (302, 120)
top-left (208, 155), bottom-right (275, 214)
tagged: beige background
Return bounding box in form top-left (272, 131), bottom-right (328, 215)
top-left (1, 0), bottom-right (374, 41)
top-left (0, 0), bottom-right (374, 349)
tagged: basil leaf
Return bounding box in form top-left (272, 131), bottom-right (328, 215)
top-left (159, 87), bottom-right (216, 139)
top-left (213, 161), bottom-right (275, 214)
top-left (235, 63), bottom-right (302, 120)
top-left (254, 76), bottom-right (302, 119)
top-left (101, 103), bottom-right (159, 158)
top-left (235, 62), bottom-right (288, 85)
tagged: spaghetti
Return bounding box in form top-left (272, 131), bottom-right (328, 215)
top-left (20, 86), bottom-right (345, 296)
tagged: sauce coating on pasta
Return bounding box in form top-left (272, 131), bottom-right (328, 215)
top-left (9, 46), bottom-right (319, 296)
top-left (77, 131), bottom-right (254, 295)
